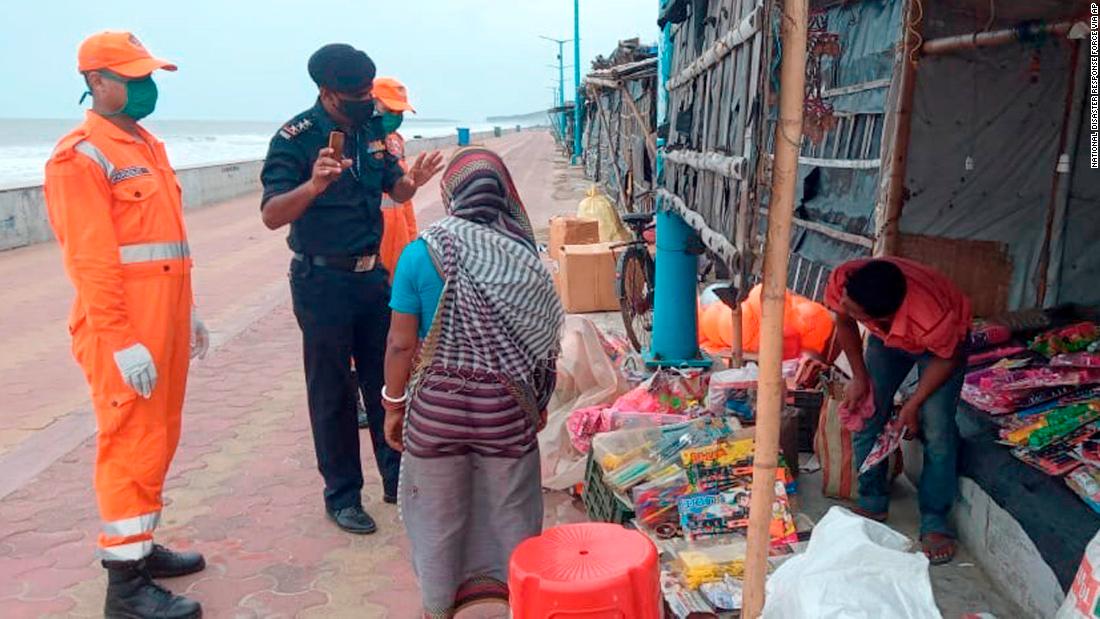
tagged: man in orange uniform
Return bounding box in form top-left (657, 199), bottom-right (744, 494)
top-left (44, 32), bottom-right (207, 619)
top-left (373, 77), bottom-right (419, 277)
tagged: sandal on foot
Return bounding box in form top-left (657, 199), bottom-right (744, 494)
top-left (921, 532), bottom-right (957, 565)
top-left (454, 577), bottom-right (508, 612)
top-left (851, 506), bottom-right (888, 522)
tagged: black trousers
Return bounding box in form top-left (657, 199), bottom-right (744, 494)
top-left (289, 258), bottom-right (401, 511)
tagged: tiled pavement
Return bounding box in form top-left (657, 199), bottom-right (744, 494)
top-left (0, 130), bottom-right (590, 618)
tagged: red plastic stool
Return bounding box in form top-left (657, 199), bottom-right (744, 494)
top-left (509, 523), bottom-right (660, 618)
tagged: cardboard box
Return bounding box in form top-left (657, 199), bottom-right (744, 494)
top-left (557, 242), bottom-right (620, 313)
top-left (548, 216), bottom-right (600, 261)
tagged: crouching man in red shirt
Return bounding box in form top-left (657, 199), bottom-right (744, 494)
top-left (826, 258), bottom-right (971, 565)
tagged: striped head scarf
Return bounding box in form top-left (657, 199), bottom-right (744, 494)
top-left (415, 147), bottom-right (563, 423)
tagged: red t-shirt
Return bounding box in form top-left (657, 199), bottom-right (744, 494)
top-left (824, 257), bottom-right (971, 359)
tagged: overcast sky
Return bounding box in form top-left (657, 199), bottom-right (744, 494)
top-left (0, 0), bottom-right (656, 123)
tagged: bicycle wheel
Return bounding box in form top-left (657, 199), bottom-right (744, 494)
top-left (617, 245), bottom-right (655, 353)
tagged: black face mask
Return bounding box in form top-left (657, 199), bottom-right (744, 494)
top-left (339, 96), bottom-right (375, 126)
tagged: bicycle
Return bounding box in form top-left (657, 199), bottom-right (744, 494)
top-left (616, 212), bottom-right (657, 353)
top-left (615, 207), bottom-right (725, 354)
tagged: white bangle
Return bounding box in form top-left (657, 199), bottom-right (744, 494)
top-left (381, 385), bottom-right (407, 405)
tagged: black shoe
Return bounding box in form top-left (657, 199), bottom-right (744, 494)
top-left (103, 559), bottom-right (202, 619)
top-left (357, 406), bottom-right (370, 429)
top-left (145, 544), bottom-right (206, 579)
top-left (383, 494), bottom-right (397, 505)
top-left (326, 505), bottom-right (377, 535)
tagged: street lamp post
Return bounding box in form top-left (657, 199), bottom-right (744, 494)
top-left (539, 36), bottom-right (571, 144)
top-left (572, 0), bottom-right (583, 163)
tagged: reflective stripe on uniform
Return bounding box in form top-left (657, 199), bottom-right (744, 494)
top-left (102, 510), bottom-right (161, 537)
top-left (74, 141), bottom-right (116, 178)
top-left (119, 241), bottom-right (190, 264)
top-left (98, 539), bottom-right (153, 561)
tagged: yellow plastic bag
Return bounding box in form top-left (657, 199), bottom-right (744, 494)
top-left (577, 185), bottom-right (630, 243)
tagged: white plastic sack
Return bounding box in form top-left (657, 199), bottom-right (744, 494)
top-left (763, 506), bottom-right (941, 619)
top-left (1057, 528), bottom-right (1100, 618)
top-left (540, 316), bottom-right (630, 489)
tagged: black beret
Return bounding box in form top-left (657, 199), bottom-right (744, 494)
top-left (308, 44), bottom-right (377, 93)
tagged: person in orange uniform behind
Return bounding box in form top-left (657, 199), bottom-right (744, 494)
top-left (373, 77), bottom-right (419, 277)
top-left (44, 31), bottom-right (207, 619)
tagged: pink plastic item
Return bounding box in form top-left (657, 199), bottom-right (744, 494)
top-left (565, 406), bottom-right (612, 454)
top-left (1052, 352), bottom-right (1100, 368)
top-left (509, 523), bottom-right (661, 619)
top-left (838, 389), bottom-right (875, 432)
top-left (860, 418), bottom-right (905, 474)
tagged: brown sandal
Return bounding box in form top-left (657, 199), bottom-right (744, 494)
top-left (851, 505), bottom-right (888, 522)
top-left (921, 532), bottom-right (957, 565)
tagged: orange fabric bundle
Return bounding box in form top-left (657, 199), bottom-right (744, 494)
top-left (698, 284), bottom-right (834, 359)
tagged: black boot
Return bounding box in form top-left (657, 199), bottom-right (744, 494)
top-left (145, 544), bottom-right (206, 578)
top-left (103, 560), bottom-right (202, 619)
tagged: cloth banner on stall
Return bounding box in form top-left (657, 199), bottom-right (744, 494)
top-left (540, 316), bottom-right (632, 490)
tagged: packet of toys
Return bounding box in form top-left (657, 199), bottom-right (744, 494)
top-left (680, 437), bottom-right (756, 492)
top-left (677, 469), bottom-right (798, 546)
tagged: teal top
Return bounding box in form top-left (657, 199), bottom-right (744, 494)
top-left (389, 239), bottom-right (444, 340)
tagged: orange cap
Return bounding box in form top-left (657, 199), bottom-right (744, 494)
top-left (372, 77), bottom-right (415, 113)
top-left (78, 31), bottom-right (177, 78)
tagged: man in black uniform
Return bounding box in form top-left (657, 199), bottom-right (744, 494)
top-left (260, 44), bottom-right (443, 534)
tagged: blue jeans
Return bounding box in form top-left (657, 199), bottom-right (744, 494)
top-left (853, 336), bottom-right (965, 536)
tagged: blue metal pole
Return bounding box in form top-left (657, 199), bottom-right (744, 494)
top-left (650, 0), bottom-right (707, 367)
top-left (571, 0), bottom-right (583, 163)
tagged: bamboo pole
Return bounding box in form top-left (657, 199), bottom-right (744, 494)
top-left (742, 0), bottom-right (807, 615)
top-left (1035, 39), bottom-right (1084, 306)
top-left (879, 0), bottom-right (922, 256)
top-left (616, 82), bottom-right (657, 160)
top-left (921, 21), bottom-right (1074, 56)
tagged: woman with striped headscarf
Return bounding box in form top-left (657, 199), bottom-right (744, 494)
top-left (381, 146), bottom-right (564, 617)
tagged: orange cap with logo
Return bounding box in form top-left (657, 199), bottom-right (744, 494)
top-left (78, 31), bottom-right (177, 78)
top-left (372, 77), bottom-right (415, 113)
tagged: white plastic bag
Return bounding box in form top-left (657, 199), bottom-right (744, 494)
top-left (1057, 528), bottom-right (1100, 618)
top-left (763, 506), bottom-right (941, 619)
top-left (540, 316), bottom-right (630, 489)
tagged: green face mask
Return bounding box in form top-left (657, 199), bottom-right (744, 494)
top-left (101, 73), bottom-right (159, 121)
top-left (380, 112), bottom-right (404, 134)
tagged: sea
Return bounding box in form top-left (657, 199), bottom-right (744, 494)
top-left (0, 117), bottom-right (506, 189)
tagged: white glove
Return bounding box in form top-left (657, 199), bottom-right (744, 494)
top-left (114, 343), bottom-right (157, 399)
top-left (191, 309), bottom-right (210, 360)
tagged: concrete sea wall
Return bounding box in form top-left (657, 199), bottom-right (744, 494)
top-left (0, 128), bottom-right (516, 252)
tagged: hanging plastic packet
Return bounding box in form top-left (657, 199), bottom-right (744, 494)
top-left (661, 570), bottom-right (714, 618)
top-left (859, 417), bottom-right (905, 475)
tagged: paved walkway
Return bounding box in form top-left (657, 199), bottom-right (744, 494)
top-left (0, 130), bottom-right (587, 618)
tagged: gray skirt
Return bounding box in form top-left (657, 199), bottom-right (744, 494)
top-left (399, 448), bottom-right (543, 618)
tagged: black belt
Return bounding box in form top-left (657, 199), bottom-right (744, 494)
top-left (293, 253), bottom-right (378, 272)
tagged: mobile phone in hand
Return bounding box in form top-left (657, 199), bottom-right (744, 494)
top-left (328, 131), bottom-right (345, 158)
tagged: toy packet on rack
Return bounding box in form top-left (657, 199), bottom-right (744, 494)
top-left (1031, 322), bottom-right (1100, 358)
top-left (1002, 403), bottom-right (1100, 449)
top-left (1066, 465), bottom-right (1100, 515)
top-left (1011, 422), bottom-right (1100, 476)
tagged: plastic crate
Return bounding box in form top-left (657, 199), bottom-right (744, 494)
top-left (582, 453), bottom-right (636, 525)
